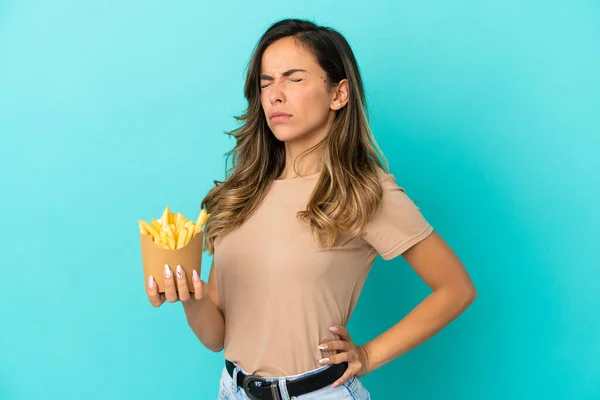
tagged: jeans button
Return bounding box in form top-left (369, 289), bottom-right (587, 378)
top-left (291, 397), bottom-right (297, 400)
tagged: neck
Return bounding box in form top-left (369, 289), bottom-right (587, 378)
top-left (280, 149), bottom-right (322, 179)
top-left (278, 112), bottom-right (335, 179)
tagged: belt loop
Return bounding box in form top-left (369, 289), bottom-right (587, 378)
top-left (277, 377), bottom-right (290, 400)
top-left (232, 366), bottom-right (241, 392)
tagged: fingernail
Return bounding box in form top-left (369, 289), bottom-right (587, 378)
top-left (176, 265), bottom-right (183, 278)
top-left (164, 264), bottom-right (171, 279)
top-left (319, 358), bottom-right (329, 364)
top-left (318, 344), bottom-right (328, 350)
top-left (192, 269), bottom-right (199, 282)
top-left (331, 382), bottom-right (339, 388)
top-left (148, 275), bottom-right (155, 289)
top-left (329, 326), bottom-right (339, 332)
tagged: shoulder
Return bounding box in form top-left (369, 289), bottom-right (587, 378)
top-left (373, 166), bottom-right (397, 182)
top-left (361, 167), bottom-right (433, 259)
top-left (373, 167), bottom-right (405, 193)
top-left (373, 166), bottom-right (390, 181)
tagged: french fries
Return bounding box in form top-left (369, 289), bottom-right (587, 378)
top-left (139, 206), bottom-right (210, 250)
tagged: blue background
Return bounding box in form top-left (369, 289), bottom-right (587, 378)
top-left (1, 1), bottom-right (598, 399)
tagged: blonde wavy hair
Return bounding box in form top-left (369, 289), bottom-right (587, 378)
top-left (201, 18), bottom-right (390, 255)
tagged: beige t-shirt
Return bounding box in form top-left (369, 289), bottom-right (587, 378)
top-left (213, 169), bottom-right (433, 377)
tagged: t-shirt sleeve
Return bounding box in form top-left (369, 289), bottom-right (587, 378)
top-left (360, 173), bottom-right (434, 260)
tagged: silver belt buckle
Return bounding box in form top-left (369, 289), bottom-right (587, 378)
top-left (242, 375), bottom-right (282, 400)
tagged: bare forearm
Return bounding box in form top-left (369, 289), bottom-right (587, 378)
top-left (182, 297), bottom-right (225, 352)
top-left (363, 285), bottom-right (476, 373)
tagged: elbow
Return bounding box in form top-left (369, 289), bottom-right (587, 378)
top-left (435, 281), bottom-right (477, 315)
top-left (196, 335), bottom-right (224, 353)
top-left (204, 342), bottom-right (224, 353)
top-left (442, 281), bottom-right (476, 312)
top-left (209, 345), bottom-right (224, 353)
top-left (203, 339), bottom-right (224, 353)
top-left (460, 282), bottom-right (477, 309)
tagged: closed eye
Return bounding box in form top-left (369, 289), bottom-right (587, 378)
top-left (260, 78), bottom-right (302, 89)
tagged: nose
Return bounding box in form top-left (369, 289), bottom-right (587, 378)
top-left (268, 80), bottom-right (286, 105)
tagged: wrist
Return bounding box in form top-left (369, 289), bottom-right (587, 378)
top-left (360, 342), bottom-right (377, 375)
top-left (181, 295), bottom-right (205, 312)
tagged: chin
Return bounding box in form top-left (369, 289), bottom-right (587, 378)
top-left (270, 127), bottom-right (306, 143)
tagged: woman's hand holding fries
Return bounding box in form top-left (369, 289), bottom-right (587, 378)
top-left (139, 205), bottom-right (224, 351)
top-left (147, 263), bottom-right (206, 307)
top-left (139, 205), bottom-right (211, 305)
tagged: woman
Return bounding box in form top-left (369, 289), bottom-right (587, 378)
top-left (146, 18), bottom-right (477, 400)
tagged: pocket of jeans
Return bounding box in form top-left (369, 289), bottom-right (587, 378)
top-left (345, 376), bottom-right (371, 400)
top-left (342, 375), bottom-right (356, 390)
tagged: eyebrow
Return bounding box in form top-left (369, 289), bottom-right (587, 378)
top-left (260, 69), bottom-right (307, 80)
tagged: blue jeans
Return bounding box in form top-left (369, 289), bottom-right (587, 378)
top-left (218, 362), bottom-right (371, 400)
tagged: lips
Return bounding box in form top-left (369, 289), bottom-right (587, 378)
top-left (269, 112), bottom-right (292, 122)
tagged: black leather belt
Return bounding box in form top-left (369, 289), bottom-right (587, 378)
top-left (225, 359), bottom-right (348, 400)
